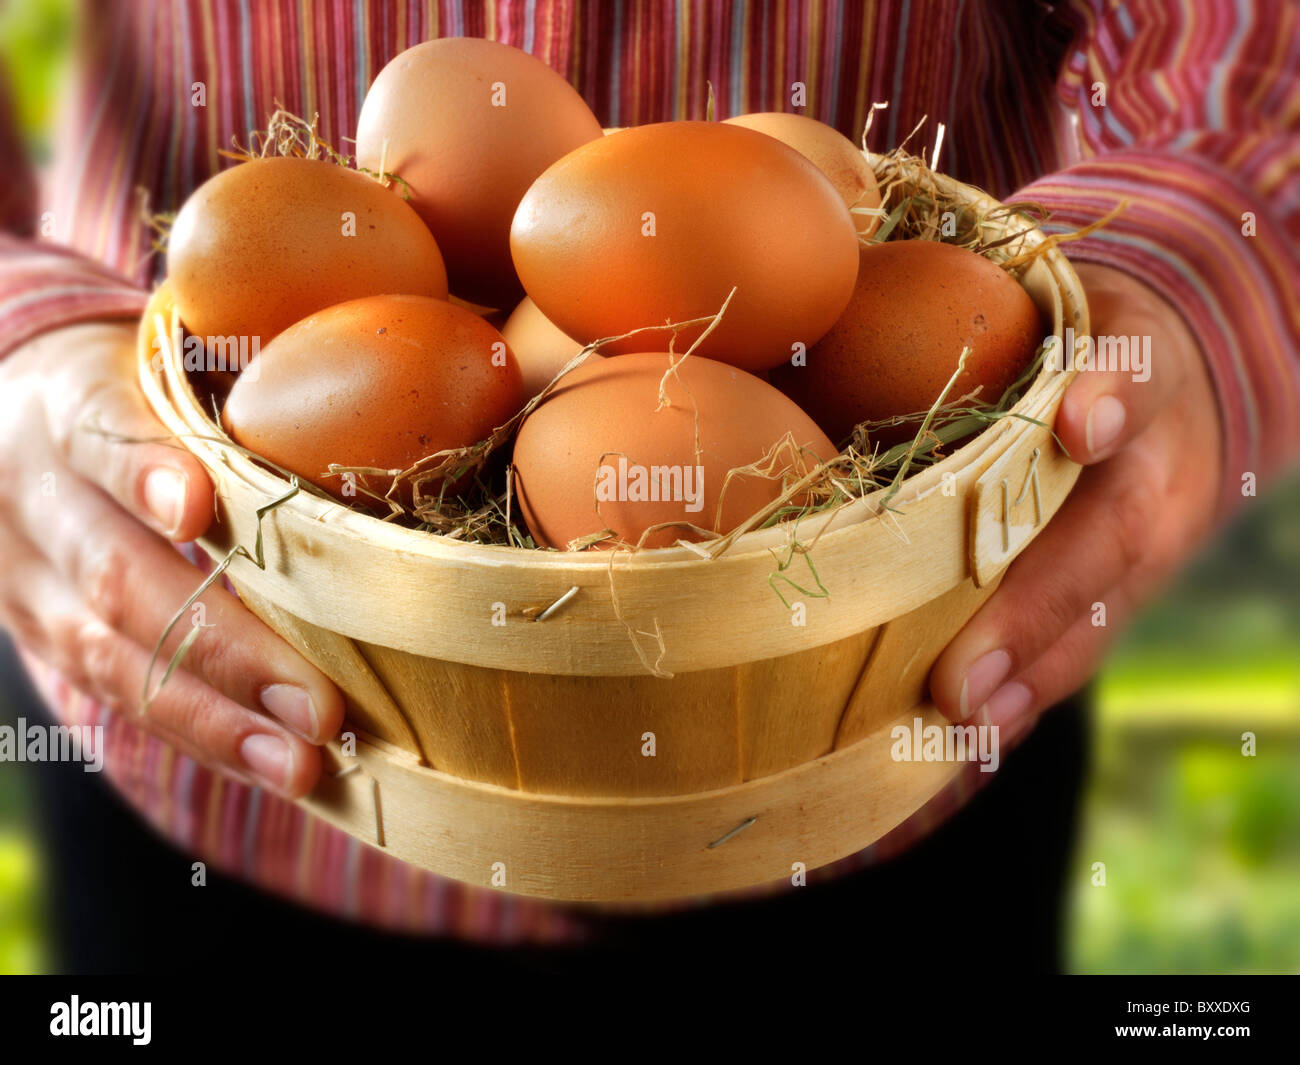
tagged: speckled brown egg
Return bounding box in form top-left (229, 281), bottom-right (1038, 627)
top-left (723, 112), bottom-right (882, 237)
top-left (222, 295), bottom-right (524, 505)
top-left (512, 353), bottom-right (836, 549)
top-left (167, 157), bottom-right (447, 347)
top-left (771, 240), bottom-right (1043, 445)
top-left (355, 38), bottom-right (603, 308)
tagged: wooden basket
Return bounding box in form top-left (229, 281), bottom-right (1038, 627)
top-left (136, 167), bottom-right (1087, 902)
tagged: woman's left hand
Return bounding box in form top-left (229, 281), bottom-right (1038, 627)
top-left (928, 262), bottom-right (1225, 738)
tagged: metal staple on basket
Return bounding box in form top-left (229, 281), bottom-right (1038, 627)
top-left (999, 446), bottom-right (1045, 553)
top-left (1016, 446), bottom-right (1043, 522)
top-left (534, 585), bottom-right (581, 622)
top-left (707, 816), bottom-right (758, 849)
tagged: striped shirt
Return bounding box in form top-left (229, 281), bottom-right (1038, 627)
top-left (1, 1), bottom-right (1297, 944)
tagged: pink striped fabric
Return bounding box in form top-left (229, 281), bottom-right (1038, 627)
top-left (0, 1), bottom-right (1296, 943)
top-left (1016, 0), bottom-right (1300, 510)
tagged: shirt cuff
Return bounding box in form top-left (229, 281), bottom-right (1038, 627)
top-left (0, 236), bottom-right (149, 361)
top-left (1011, 148), bottom-right (1300, 519)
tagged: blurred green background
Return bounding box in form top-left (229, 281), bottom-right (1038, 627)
top-left (2, 0), bottom-right (1297, 976)
top-left (0, 0), bottom-right (69, 977)
top-left (1079, 480), bottom-right (1300, 973)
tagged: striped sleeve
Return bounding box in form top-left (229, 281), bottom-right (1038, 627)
top-left (0, 67), bottom-right (148, 361)
top-left (1012, 0), bottom-right (1300, 512)
top-left (0, 235), bottom-right (150, 360)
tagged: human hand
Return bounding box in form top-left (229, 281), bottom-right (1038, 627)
top-left (928, 263), bottom-right (1224, 739)
top-left (0, 320), bottom-right (345, 796)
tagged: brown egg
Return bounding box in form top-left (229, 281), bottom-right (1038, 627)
top-left (355, 38), bottom-right (603, 308)
top-left (222, 295), bottom-right (525, 505)
top-left (772, 240), bottom-right (1043, 446)
top-left (723, 112), bottom-right (882, 237)
top-left (510, 121), bottom-right (860, 373)
top-left (513, 353), bottom-right (836, 549)
top-left (167, 157), bottom-right (447, 348)
top-left (501, 296), bottom-right (601, 396)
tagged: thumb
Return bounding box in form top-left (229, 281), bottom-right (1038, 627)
top-left (45, 321), bottom-right (215, 541)
top-left (1054, 263), bottom-right (1193, 465)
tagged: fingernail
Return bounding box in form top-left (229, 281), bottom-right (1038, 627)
top-left (1084, 395), bottom-right (1126, 456)
top-left (239, 733), bottom-right (293, 791)
top-left (143, 467), bottom-right (187, 536)
top-left (960, 649), bottom-right (1012, 719)
top-left (984, 681), bottom-right (1033, 728)
top-left (260, 684), bottom-right (319, 740)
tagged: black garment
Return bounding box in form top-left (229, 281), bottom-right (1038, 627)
top-left (0, 633), bottom-right (1090, 976)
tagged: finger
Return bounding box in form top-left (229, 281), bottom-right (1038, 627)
top-left (952, 584), bottom-right (1135, 763)
top-left (0, 537), bottom-right (63, 658)
top-left (25, 463), bottom-right (345, 742)
top-left (978, 580), bottom-right (1134, 733)
top-left (1053, 284), bottom-right (1186, 465)
top-left (981, 504), bottom-right (1188, 732)
top-left (928, 453), bottom-right (1158, 722)
top-left (43, 326), bottom-right (214, 542)
top-left (7, 561), bottom-right (321, 796)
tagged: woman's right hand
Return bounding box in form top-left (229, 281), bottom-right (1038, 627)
top-left (0, 319), bottom-right (345, 796)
